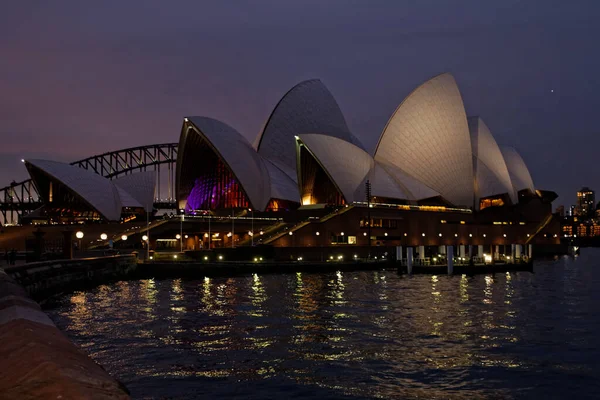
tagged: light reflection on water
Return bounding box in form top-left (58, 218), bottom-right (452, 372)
top-left (46, 251), bottom-right (600, 399)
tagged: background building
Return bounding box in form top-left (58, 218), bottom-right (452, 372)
top-left (576, 187), bottom-right (595, 217)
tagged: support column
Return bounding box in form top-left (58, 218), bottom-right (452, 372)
top-left (495, 245), bottom-right (500, 260)
top-left (528, 244), bottom-right (533, 259)
top-left (477, 245), bottom-right (484, 258)
top-left (418, 245), bottom-right (425, 259)
top-left (396, 246), bottom-right (403, 263)
top-left (407, 247), bottom-right (413, 274)
top-left (438, 245), bottom-right (446, 255)
top-left (459, 245), bottom-right (466, 258)
top-left (515, 244), bottom-right (521, 259)
top-left (447, 245), bottom-right (454, 275)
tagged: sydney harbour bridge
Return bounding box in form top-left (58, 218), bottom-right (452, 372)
top-left (0, 143), bottom-right (178, 225)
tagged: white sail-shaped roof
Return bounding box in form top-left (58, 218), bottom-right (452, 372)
top-left (374, 73), bottom-right (474, 206)
top-left (186, 117), bottom-right (271, 211)
top-left (25, 159), bottom-right (122, 221)
top-left (298, 134), bottom-right (372, 203)
top-left (114, 171), bottom-right (156, 211)
top-left (374, 162), bottom-right (440, 201)
top-left (500, 146), bottom-right (535, 193)
top-left (468, 117), bottom-right (516, 205)
top-left (115, 185), bottom-right (143, 209)
top-left (264, 159), bottom-right (299, 202)
top-left (255, 79), bottom-right (362, 175)
top-left (354, 162), bottom-right (411, 202)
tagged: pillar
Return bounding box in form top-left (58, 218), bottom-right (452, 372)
top-left (418, 245), bottom-right (425, 259)
top-left (407, 247), bottom-right (413, 274)
top-left (528, 244), bottom-right (533, 259)
top-left (515, 244), bottom-right (521, 259)
top-left (447, 245), bottom-right (454, 275)
top-left (62, 230), bottom-right (73, 260)
top-left (396, 246), bottom-right (403, 262)
top-left (495, 245), bottom-right (500, 260)
top-left (459, 245), bottom-right (466, 258)
top-left (477, 245), bottom-right (484, 258)
top-left (438, 245), bottom-right (446, 255)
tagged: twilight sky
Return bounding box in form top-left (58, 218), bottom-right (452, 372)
top-left (1, 0), bottom-right (599, 206)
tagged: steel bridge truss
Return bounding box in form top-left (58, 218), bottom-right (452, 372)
top-left (0, 143), bottom-right (178, 225)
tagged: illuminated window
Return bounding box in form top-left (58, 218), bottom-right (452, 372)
top-left (480, 197), bottom-right (505, 210)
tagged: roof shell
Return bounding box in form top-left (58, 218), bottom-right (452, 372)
top-left (468, 117), bottom-right (516, 205)
top-left (374, 73), bottom-right (474, 206)
top-left (256, 79), bottom-right (362, 175)
top-left (25, 159), bottom-right (122, 221)
top-left (499, 146), bottom-right (535, 193)
top-left (298, 134), bottom-right (372, 203)
top-left (264, 159), bottom-right (300, 203)
top-left (113, 170), bottom-right (156, 211)
top-left (186, 117), bottom-right (271, 211)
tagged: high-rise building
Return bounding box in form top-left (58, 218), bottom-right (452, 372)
top-left (577, 187), bottom-right (595, 217)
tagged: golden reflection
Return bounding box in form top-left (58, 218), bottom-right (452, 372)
top-left (171, 278), bottom-right (184, 305)
top-left (429, 275), bottom-right (443, 336)
top-left (67, 292), bottom-right (90, 333)
top-left (249, 273), bottom-right (267, 317)
top-left (140, 279), bottom-right (158, 320)
top-left (328, 271), bottom-right (346, 306)
top-left (460, 274), bottom-right (469, 303)
top-left (483, 275), bottom-right (494, 305)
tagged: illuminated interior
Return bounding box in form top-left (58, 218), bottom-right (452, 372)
top-left (178, 126), bottom-right (250, 212)
top-left (480, 196), bottom-right (505, 210)
top-left (298, 144), bottom-right (345, 206)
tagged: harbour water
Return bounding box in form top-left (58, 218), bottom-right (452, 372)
top-left (46, 250), bottom-right (600, 399)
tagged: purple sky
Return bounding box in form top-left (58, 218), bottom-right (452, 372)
top-left (1, 0), bottom-right (599, 206)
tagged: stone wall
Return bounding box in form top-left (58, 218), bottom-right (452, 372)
top-left (5, 254), bottom-right (137, 300)
top-left (0, 268), bottom-right (130, 398)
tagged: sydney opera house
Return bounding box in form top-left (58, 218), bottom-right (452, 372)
top-left (16, 73), bottom-right (559, 254)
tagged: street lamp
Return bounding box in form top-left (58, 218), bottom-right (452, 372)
top-left (121, 235), bottom-right (127, 241)
top-left (76, 231), bottom-right (84, 251)
top-left (249, 208), bottom-right (254, 246)
top-left (179, 209), bottom-right (184, 252)
top-left (142, 235), bottom-right (148, 241)
top-left (100, 233), bottom-right (108, 240)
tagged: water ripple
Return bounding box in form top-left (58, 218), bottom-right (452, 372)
top-left (45, 251), bottom-right (600, 399)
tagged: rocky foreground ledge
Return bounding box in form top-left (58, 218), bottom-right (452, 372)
top-left (0, 268), bottom-right (130, 399)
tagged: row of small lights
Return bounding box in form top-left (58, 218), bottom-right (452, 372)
top-left (75, 231), bottom-right (129, 241)
top-left (303, 231), bottom-right (558, 238)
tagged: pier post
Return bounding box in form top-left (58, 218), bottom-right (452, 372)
top-left (446, 245), bottom-right (454, 275)
top-left (407, 247), bottom-right (413, 274)
top-left (395, 246), bottom-right (402, 263)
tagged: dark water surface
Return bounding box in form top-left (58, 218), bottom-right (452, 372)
top-left (46, 251), bottom-right (600, 399)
